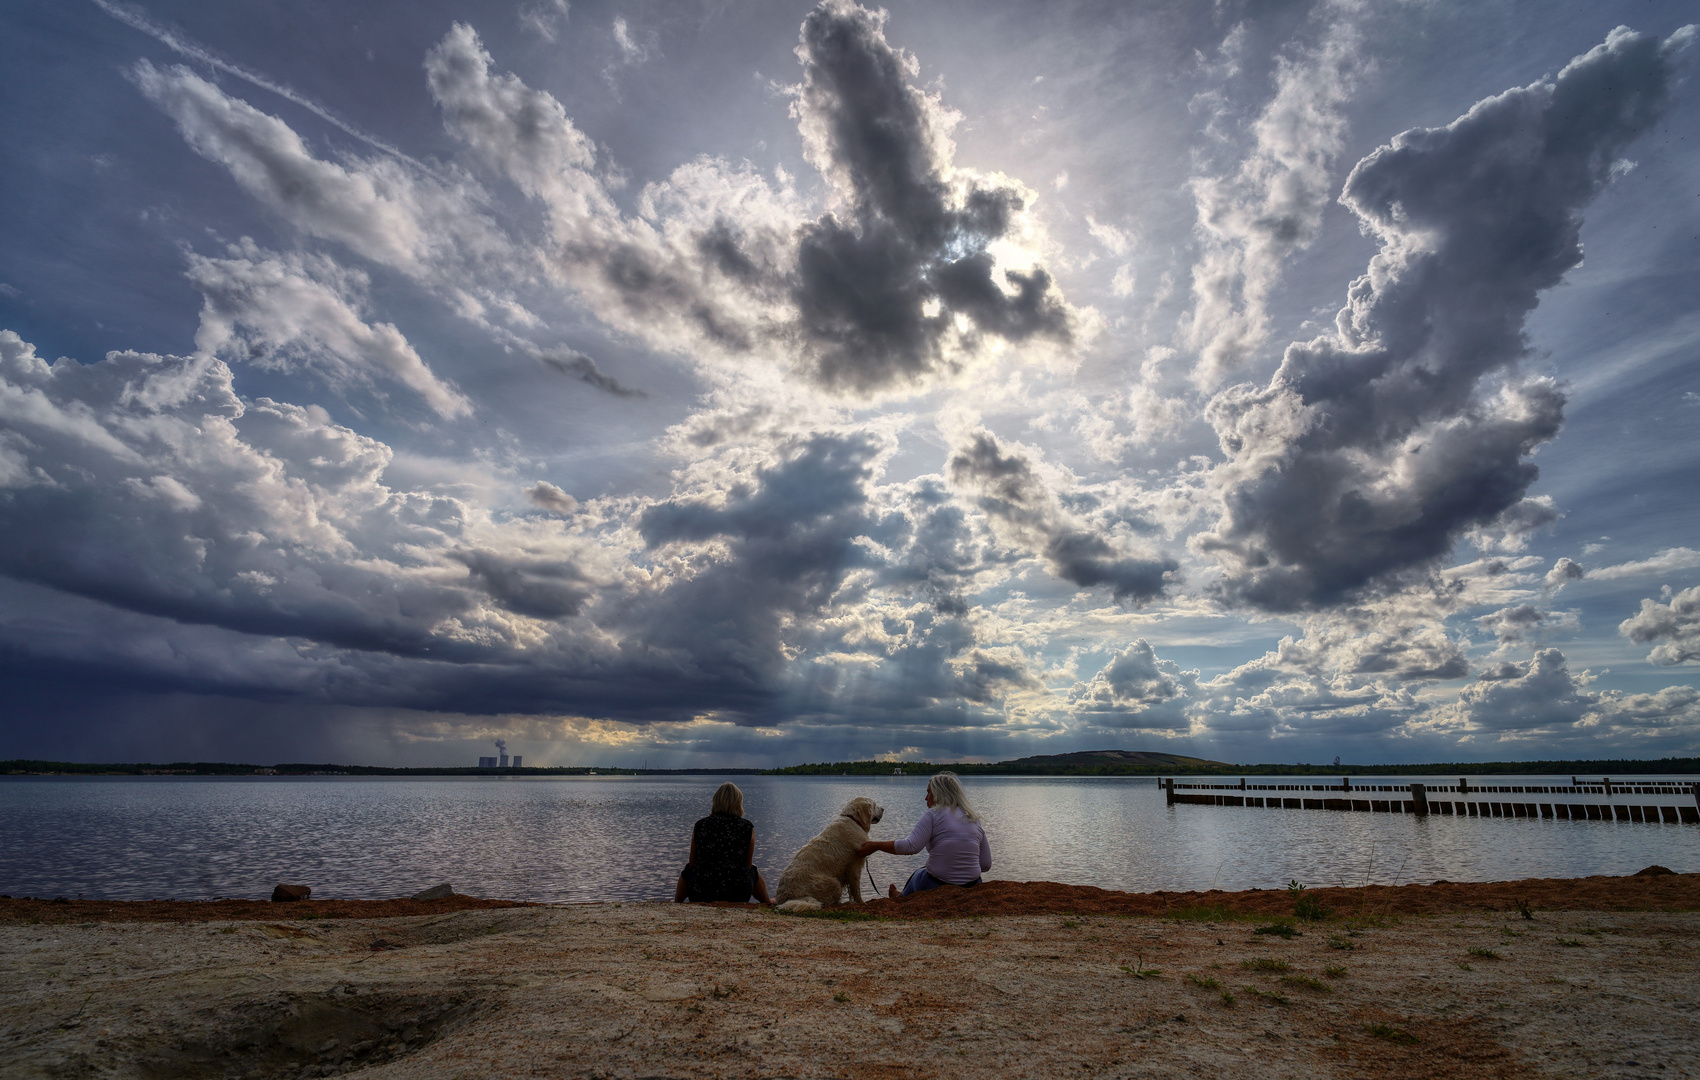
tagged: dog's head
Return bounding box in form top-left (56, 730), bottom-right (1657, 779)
top-left (841, 796), bottom-right (884, 831)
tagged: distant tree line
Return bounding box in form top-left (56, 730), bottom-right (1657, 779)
top-left (762, 757), bottom-right (1700, 777)
top-left (4, 756), bottom-right (1695, 778)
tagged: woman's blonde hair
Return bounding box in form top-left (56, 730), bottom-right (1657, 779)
top-left (710, 782), bottom-right (744, 818)
top-left (927, 771), bottom-right (979, 823)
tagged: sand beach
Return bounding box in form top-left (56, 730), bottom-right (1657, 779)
top-left (2, 872), bottom-right (1696, 1079)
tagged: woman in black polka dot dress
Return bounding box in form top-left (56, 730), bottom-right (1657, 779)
top-left (674, 782), bottom-right (772, 904)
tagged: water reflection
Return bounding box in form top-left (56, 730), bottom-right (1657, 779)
top-left (1, 774), bottom-right (1694, 902)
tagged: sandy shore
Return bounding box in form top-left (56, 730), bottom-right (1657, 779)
top-left (2, 873), bottom-right (1695, 1079)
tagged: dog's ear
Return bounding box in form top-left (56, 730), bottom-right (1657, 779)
top-left (849, 797), bottom-right (873, 830)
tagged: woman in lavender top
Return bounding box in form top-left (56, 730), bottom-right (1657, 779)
top-left (857, 772), bottom-right (991, 897)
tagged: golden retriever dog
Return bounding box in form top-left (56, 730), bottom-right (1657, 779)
top-left (774, 796), bottom-right (884, 911)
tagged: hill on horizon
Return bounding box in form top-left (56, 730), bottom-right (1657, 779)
top-left (995, 749), bottom-right (1230, 769)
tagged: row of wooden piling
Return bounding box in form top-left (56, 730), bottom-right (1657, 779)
top-left (1160, 777), bottom-right (1700, 823)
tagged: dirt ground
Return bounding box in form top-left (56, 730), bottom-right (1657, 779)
top-left (2, 873), bottom-right (1696, 1079)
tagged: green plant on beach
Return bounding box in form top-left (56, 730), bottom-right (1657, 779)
top-left (1188, 974), bottom-right (1221, 990)
top-left (1241, 958), bottom-right (1291, 973)
top-left (1327, 935), bottom-right (1356, 950)
top-left (1457, 961), bottom-right (1473, 970)
top-left (832, 991), bottom-right (850, 1003)
top-left (1364, 1023), bottom-right (1418, 1044)
top-left (1121, 956), bottom-right (1162, 979)
top-left (1060, 918), bottom-right (1080, 929)
top-left (1288, 879), bottom-right (1331, 922)
top-left (1242, 986), bottom-right (1289, 1005)
top-left (1279, 974), bottom-right (1331, 994)
top-left (1514, 898), bottom-right (1534, 920)
top-left (1219, 990), bottom-right (1237, 1007)
top-left (1467, 947), bottom-right (1501, 960)
top-left (1254, 923), bottom-right (1299, 938)
top-left (1555, 938), bottom-right (1584, 947)
top-left (1323, 965), bottom-right (1347, 978)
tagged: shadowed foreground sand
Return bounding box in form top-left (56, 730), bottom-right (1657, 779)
top-left (2, 873), bottom-right (1695, 1079)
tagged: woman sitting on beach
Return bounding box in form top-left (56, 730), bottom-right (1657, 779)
top-left (674, 782), bottom-right (773, 905)
top-left (857, 772), bottom-right (990, 898)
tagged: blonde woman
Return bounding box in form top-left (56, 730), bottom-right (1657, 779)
top-left (675, 782), bottom-right (773, 904)
top-left (857, 772), bottom-right (991, 897)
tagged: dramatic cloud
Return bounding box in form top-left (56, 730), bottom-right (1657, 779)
top-left (4, 4), bottom-right (1696, 765)
top-left (423, 4), bottom-right (1076, 397)
top-left (1198, 28), bottom-right (1683, 611)
top-left (134, 61), bottom-right (504, 279)
top-left (787, 0), bottom-right (1073, 392)
top-left (1186, 4), bottom-right (1367, 387)
top-left (1620, 586), bottom-right (1700, 665)
top-left (187, 243), bottom-right (471, 418)
top-left (1070, 640), bottom-right (1198, 730)
top-left (947, 430), bottom-right (1176, 604)
top-left (1430, 648), bottom-right (1700, 746)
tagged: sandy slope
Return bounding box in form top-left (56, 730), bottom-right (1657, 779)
top-left (2, 876), bottom-right (1695, 1079)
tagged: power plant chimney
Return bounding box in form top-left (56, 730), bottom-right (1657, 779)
top-left (495, 738), bottom-right (509, 769)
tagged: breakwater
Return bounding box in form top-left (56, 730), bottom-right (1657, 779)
top-left (1162, 776), bottom-right (1700, 823)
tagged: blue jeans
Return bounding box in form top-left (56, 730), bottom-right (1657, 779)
top-left (900, 867), bottom-right (982, 896)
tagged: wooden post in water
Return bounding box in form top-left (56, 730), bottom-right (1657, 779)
top-left (1164, 778), bottom-right (1174, 806)
top-left (1693, 782), bottom-right (1699, 815)
top-left (1603, 776), bottom-right (1612, 798)
top-left (1411, 783), bottom-right (1429, 816)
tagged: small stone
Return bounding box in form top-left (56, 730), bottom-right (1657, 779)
top-left (410, 884), bottom-right (454, 901)
top-left (1633, 865), bottom-right (1674, 877)
top-left (271, 884), bottom-right (311, 902)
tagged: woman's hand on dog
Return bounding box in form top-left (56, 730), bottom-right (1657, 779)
top-left (857, 840), bottom-right (895, 857)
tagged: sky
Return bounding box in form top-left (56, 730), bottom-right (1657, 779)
top-left (2, 0), bottom-right (1698, 769)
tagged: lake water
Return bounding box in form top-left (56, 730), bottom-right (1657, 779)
top-left (3, 774), bottom-right (1696, 903)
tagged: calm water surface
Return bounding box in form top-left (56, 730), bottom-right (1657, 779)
top-left (3, 774), bottom-right (1696, 902)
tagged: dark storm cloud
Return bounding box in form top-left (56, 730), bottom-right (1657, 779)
top-left (789, 1), bottom-right (1071, 392)
top-left (948, 431), bottom-right (1175, 603)
top-left (1198, 28), bottom-right (1685, 611)
top-left (631, 433), bottom-right (890, 702)
top-left (451, 550), bottom-right (592, 620)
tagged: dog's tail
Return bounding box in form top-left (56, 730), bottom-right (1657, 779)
top-left (775, 898), bottom-right (822, 913)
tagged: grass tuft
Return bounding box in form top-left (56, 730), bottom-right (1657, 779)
top-left (1254, 923), bottom-right (1300, 938)
top-left (832, 991), bottom-right (849, 1003)
top-left (1323, 965), bottom-right (1347, 978)
top-left (1219, 990), bottom-right (1237, 1007)
top-left (1121, 956), bottom-right (1162, 979)
top-left (1188, 974), bottom-right (1221, 990)
top-left (1279, 974), bottom-right (1331, 993)
top-left (1467, 947), bottom-right (1501, 960)
top-left (1242, 986), bottom-right (1289, 1005)
top-left (1364, 1023), bottom-right (1418, 1044)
